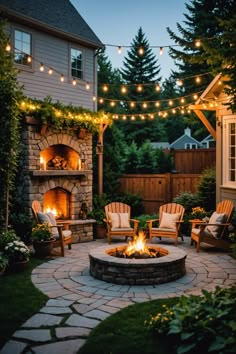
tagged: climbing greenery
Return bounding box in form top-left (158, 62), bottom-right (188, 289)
top-left (19, 97), bottom-right (113, 133)
top-left (0, 19), bottom-right (22, 229)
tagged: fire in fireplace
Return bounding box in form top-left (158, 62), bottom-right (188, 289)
top-left (43, 187), bottom-right (70, 219)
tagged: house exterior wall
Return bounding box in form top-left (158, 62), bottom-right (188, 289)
top-left (8, 21), bottom-right (97, 109)
top-left (216, 96), bottom-right (236, 208)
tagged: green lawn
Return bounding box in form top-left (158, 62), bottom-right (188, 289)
top-left (78, 297), bottom-right (180, 354)
top-left (0, 257), bottom-right (48, 349)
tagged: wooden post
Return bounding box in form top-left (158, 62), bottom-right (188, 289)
top-left (96, 123), bottom-right (108, 195)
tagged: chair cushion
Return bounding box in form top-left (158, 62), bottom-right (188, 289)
top-left (205, 212), bottom-right (226, 238)
top-left (108, 212), bottom-right (130, 228)
top-left (159, 212), bottom-right (180, 229)
top-left (37, 211), bottom-right (59, 237)
top-left (37, 211), bottom-right (51, 224)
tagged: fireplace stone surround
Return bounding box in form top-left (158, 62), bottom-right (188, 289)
top-left (18, 117), bottom-right (96, 242)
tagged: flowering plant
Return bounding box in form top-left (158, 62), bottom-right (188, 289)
top-left (191, 206), bottom-right (207, 219)
top-left (31, 223), bottom-right (52, 242)
top-left (4, 240), bottom-right (31, 262)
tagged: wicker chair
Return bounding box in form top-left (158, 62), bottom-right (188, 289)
top-left (147, 203), bottom-right (185, 245)
top-left (104, 202), bottom-right (139, 244)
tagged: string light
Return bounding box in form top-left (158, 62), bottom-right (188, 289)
top-left (48, 68), bottom-right (53, 75)
top-left (6, 43), bottom-right (11, 52)
top-left (72, 78), bottom-right (77, 86)
top-left (86, 82), bottom-right (90, 90)
top-left (117, 46), bottom-right (122, 54)
top-left (138, 47), bottom-right (144, 55)
top-left (159, 47), bottom-right (163, 56)
top-left (60, 74), bottom-right (64, 82)
top-left (27, 56), bottom-right (32, 63)
top-left (39, 63), bottom-right (44, 72)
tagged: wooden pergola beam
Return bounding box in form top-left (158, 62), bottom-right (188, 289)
top-left (192, 109), bottom-right (216, 140)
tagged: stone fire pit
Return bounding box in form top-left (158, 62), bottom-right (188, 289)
top-left (89, 243), bottom-right (187, 285)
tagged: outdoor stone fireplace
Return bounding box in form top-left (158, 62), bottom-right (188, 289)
top-left (18, 117), bottom-right (95, 242)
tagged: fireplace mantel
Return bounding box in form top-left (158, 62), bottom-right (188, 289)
top-left (29, 170), bottom-right (91, 177)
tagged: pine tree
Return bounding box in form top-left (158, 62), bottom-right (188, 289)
top-left (167, 0), bottom-right (235, 90)
top-left (117, 27), bottom-right (164, 145)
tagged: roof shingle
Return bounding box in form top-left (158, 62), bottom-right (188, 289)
top-left (0, 0), bottom-right (103, 48)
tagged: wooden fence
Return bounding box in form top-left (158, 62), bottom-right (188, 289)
top-left (173, 148), bottom-right (216, 174)
top-left (119, 173), bottom-right (201, 214)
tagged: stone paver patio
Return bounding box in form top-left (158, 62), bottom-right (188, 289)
top-left (1, 237), bottom-right (236, 354)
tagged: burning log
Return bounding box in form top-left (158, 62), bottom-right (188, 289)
top-left (47, 155), bottom-right (71, 170)
top-left (109, 232), bottom-right (163, 259)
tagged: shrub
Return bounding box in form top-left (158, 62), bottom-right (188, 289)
top-left (145, 286), bottom-right (236, 354)
top-left (173, 192), bottom-right (200, 214)
top-left (196, 167), bottom-right (216, 211)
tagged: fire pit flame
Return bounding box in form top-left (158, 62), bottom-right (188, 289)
top-left (126, 231), bottom-right (149, 256)
top-left (109, 231), bottom-right (162, 259)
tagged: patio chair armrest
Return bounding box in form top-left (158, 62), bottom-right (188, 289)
top-left (57, 221), bottom-right (71, 230)
top-left (130, 218), bottom-right (140, 224)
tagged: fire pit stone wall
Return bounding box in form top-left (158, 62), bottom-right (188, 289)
top-left (89, 244), bottom-right (187, 285)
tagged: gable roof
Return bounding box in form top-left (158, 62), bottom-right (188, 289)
top-left (0, 0), bottom-right (103, 48)
top-left (169, 128), bottom-right (201, 148)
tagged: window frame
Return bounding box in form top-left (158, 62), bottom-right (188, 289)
top-left (185, 143), bottom-right (198, 149)
top-left (222, 115), bottom-right (236, 187)
top-left (13, 28), bottom-right (32, 69)
top-left (70, 46), bottom-right (83, 80)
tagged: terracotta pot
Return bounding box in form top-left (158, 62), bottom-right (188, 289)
top-left (33, 238), bottom-right (56, 258)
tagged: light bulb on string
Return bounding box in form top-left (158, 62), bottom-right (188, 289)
top-left (195, 39), bottom-right (201, 47)
top-left (72, 78), bottom-right (77, 86)
top-left (137, 85), bottom-right (143, 92)
top-left (39, 63), bottom-right (44, 72)
top-left (155, 84), bottom-right (161, 92)
top-left (86, 82), bottom-right (90, 90)
top-left (121, 86), bottom-right (127, 94)
top-left (117, 46), bottom-right (122, 54)
top-left (138, 47), bottom-right (144, 55)
top-left (103, 85), bottom-right (108, 92)
top-left (27, 56), bottom-right (32, 63)
top-left (93, 96), bottom-right (96, 101)
top-left (48, 68), bottom-right (53, 75)
top-left (60, 74), bottom-right (64, 82)
top-left (6, 43), bottom-right (11, 52)
top-left (195, 76), bottom-right (201, 84)
top-left (177, 79), bottom-right (183, 86)
top-left (159, 47), bottom-right (163, 55)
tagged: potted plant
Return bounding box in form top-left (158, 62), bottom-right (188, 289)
top-left (31, 223), bottom-right (56, 257)
top-left (4, 239), bottom-right (31, 272)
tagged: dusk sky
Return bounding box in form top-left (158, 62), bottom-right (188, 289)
top-left (71, 0), bottom-right (188, 80)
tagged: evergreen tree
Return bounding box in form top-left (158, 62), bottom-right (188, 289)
top-left (166, 0), bottom-right (235, 137)
top-left (118, 27), bottom-right (163, 145)
top-left (0, 19), bottom-right (22, 229)
top-left (167, 0), bottom-right (235, 89)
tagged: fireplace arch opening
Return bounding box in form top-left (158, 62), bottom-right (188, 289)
top-left (43, 187), bottom-right (71, 219)
top-left (40, 144), bottom-right (82, 170)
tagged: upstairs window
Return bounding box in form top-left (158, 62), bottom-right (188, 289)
top-left (14, 29), bottom-right (31, 66)
top-left (71, 48), bottom-right (83, 80)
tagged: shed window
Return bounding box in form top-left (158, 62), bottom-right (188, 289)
top-left (14, 29), bottom-right (31, 66)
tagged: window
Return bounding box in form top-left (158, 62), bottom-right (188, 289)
top-left (223, 116), bottom-right (236, 186)
top-left (71, 48), bottom-right (83, 79)
top-left (185, 143), bottom-right (197, 149)
top-left (14, 29), bottom-right (31, 66)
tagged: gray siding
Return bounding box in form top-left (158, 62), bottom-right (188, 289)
top-left (11, 22), bottom-right (97, 109)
